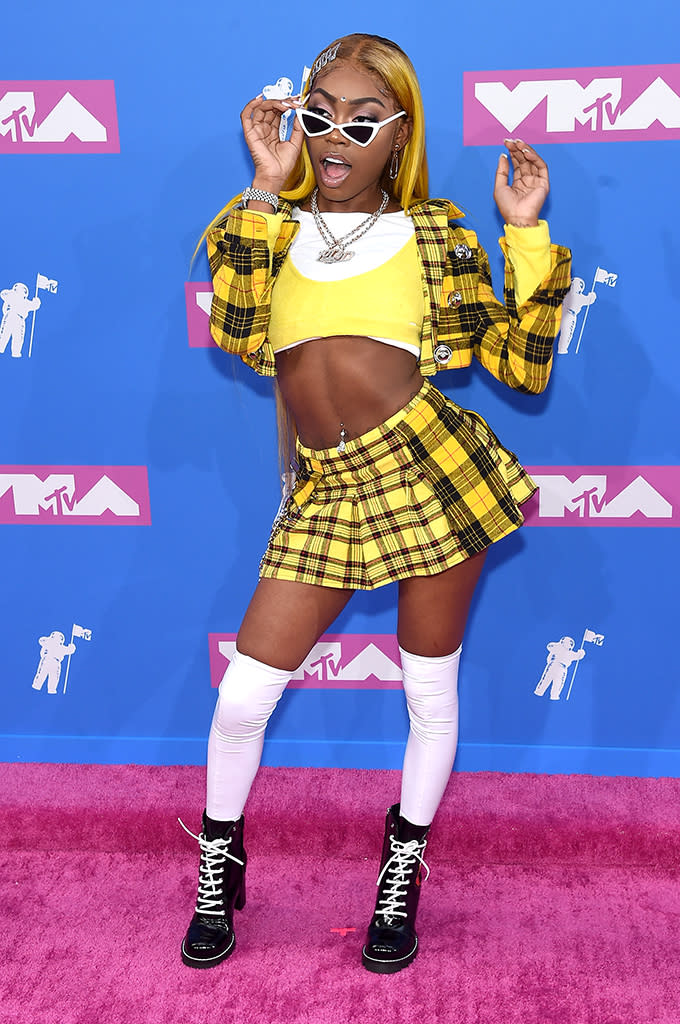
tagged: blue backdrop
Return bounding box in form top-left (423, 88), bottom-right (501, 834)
top-left (2, 0), bottom-right (678, 775)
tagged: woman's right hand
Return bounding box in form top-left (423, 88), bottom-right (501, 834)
top-left (240, 95), bottom-right (305, 193)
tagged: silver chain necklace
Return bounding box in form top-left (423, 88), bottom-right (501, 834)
top-left (311, 188), bottom-right (390, 263)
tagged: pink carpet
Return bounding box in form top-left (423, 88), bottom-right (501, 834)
top-left (3, 765), bottom-right (680, 1024)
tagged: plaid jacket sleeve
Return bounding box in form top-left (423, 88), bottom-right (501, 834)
top-left (205, 207), bottom-right (296, 376)
top-left (434, 224), bottom-right (571, 393)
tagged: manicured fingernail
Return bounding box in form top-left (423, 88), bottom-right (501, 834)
top-left (500, 152), bottom-right (508, 158)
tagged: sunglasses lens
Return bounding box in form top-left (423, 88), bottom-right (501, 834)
top-left (343, 124), bottom-right (375, 145)
top-left (300, 111), bottom-right (330, 136)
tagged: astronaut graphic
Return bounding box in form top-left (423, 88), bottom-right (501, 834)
top-left (534, 637), bottom-right (585, 701)
top-left (558, 267), bottom-right (617, 355)
top-left (32, 632), bottom-right (76, 694)
top-left (557, 279), bottom-right (595, 354)
top-left (0, 283), bottom-right (41, 358)
top-left (31, 623), bottom-right (92, 694)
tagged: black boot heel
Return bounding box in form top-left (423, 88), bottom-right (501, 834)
top-left (362, 804), bottom-right (430, 974)
top-left (235, 874), bottom-right (246, 911)
top-left (180, 811), bottom-right (247, 969)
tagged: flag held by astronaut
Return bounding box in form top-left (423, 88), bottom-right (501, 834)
top-left (594, 268), bottom-right (617, 288)
top-left (72, 624), bottom-right (93, 641)
top-left (583, 629), bottom-right (605, 646)
top-left (37, 274), bottom-right (59, 293)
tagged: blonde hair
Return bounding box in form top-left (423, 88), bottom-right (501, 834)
top-left (198, 34), bottom-right (430, 484)
top-left (283, 34), bottom-right (429, 211)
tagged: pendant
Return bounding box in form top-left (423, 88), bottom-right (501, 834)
top-left (318, 244), bottom-right (354, 263)
top-left (337, 423), bottom-right (347, 454)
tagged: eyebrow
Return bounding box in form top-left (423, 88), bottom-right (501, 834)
top-left (310, 87), bottom-right (386, 110)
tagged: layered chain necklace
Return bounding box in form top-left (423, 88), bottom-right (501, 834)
top-left (311, 187), bottom-right (390, 264)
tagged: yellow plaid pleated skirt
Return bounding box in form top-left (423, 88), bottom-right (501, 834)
top-left (259, 379), bottom-right (536, 590)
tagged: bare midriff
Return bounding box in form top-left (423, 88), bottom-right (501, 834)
top-left (275, 335), bottom-right (424, 450)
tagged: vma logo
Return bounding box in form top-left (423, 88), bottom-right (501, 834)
top-left (185, 282), bottom-right (217, 348)
top-left (0, 81), bottom-right (119, 153)
top-left (209, 633), bottom-right (402, 689)
top-left (463, 64), bottom-right (680, 144)
top-left (0, 466), bottom-right (151, 524)
top-left (523, 467), bottom-right (680, 527)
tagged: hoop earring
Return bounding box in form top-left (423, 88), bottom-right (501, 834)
top-left (388, 146), bottom-right (400, 181)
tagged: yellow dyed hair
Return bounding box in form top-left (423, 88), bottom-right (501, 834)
top-left (283, 33), bottom-right (429, 210)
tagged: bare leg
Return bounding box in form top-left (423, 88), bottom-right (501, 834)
top-left (237, 577), bottom-right (354, 669)
top-left (397, 550), bottom-right (487, 657)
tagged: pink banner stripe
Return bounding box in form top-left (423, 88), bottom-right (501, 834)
top-left (209, 633), bottom-right (403, 689)
top-left (185, 282), bottom-right (218, 348)
top-left (463, 64), bottom-right (680, 145)
top-left (0, 465), bottom-right (150, 524)
top-left (0, 81), bottom-right (119, 153)
top-left (523, 466), bottom-right (680, 527)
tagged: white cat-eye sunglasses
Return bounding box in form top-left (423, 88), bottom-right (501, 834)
top-left (294, 107), bottom-right (406, 147)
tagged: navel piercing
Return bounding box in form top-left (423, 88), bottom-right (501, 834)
top-left (340, 96), bottom-right (347, 102)
top-left (337, 423), bottom-right (347, 454)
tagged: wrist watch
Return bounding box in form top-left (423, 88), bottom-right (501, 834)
top-left (242, 186), bottom-right (279, 212)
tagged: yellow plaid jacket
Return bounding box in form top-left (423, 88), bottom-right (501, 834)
top-left (206, 197), bottom-right (571, 392)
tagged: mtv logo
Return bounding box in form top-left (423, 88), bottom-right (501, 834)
top-left (523, 467), bottom-right (680, 527)
top-left (0, 81), bottom-right (120, 153)
top-left (209, 633), bottom-right (403, 689)
top-left (463, 64), bottom-right (680, 145)
top-left (185, 282), bottom-right (218, 348)
top-left (0, 466), bottom-right (151, 524)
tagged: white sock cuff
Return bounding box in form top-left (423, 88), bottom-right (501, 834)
top-left (226, 648), bottom-right (296, 684)
top-left (399, 644), bottom-right (462, 672)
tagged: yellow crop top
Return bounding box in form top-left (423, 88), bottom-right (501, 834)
top-left (269, 234), bottom-right (424, 355)
top-left (262, 208), bottom-right (551, 356)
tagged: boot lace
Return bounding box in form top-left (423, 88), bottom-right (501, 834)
top-left (375, 835), bottom-right (430, 926)
top-left (178, 819), bottom-right (244, 917)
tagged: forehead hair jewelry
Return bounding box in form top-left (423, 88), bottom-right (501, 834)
top-left (311, 187), bottom-right (390, 263)
top-left (311, 43), bottom-right (341, 79)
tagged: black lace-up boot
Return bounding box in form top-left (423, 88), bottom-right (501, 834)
top-left (362, 803), bottom-right (430, 974)
top-left (180, 811), bottom-right (247, 968)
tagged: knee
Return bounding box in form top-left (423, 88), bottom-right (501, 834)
top-left (213, 681), bottom-right (262, 736)
top-left (212, 649), bottom-right (291, 738)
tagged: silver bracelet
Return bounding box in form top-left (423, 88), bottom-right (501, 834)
top-left (242, 186), bottom-right (279, 211)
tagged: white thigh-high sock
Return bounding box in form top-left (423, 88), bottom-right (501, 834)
top-left (399, 644), bottom-right (462, 827)
top-left (206, 649), bottom-right (294, 822)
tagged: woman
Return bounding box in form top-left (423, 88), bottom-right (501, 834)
top-left (181, 33), bottom-right (571, 974)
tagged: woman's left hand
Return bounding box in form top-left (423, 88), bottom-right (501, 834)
top-left (493, 139), bottom-right (549, 226)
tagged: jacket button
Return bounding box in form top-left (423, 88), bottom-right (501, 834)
top-left (447, 291), bottom-right (462, 308)
top-left (454, 243), bottom-right (471, 259)
top-left (433, 343), bottom-right (453, 364)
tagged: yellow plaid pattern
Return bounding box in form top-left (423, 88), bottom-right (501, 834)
top-left (259, 380), bottom-right (536, 591)
top-left (206, 197), bottom-right (571, 385)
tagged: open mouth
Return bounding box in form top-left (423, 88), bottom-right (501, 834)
top-left (319, 154), bottom-right (352, 187)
